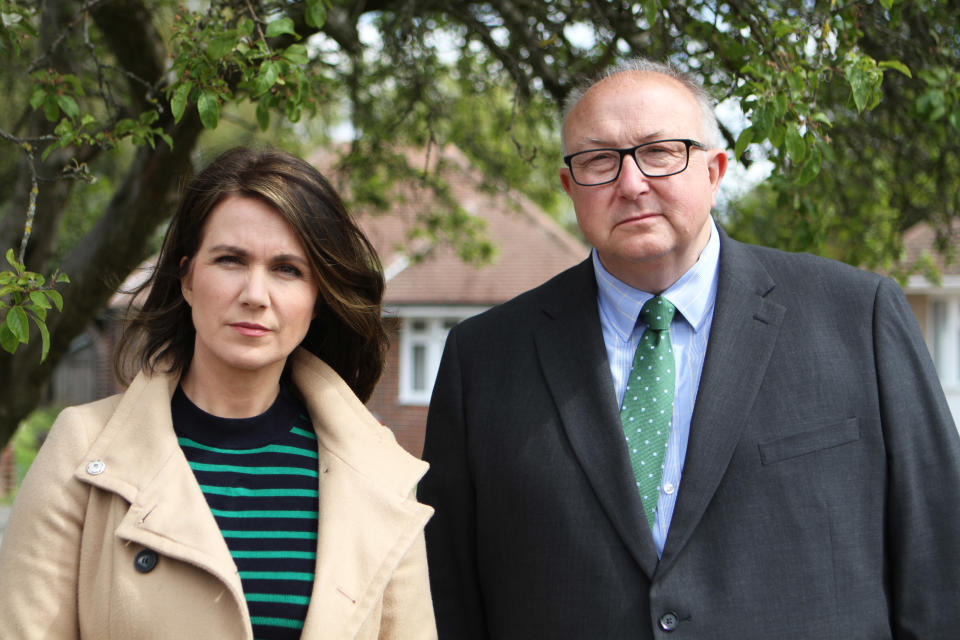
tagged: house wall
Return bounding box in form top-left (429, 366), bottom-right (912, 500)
top-left (366, 317), bottom-right (429, 458)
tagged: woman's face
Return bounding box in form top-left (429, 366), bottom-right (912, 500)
top-left (180, 195), bottom-right (319, 382)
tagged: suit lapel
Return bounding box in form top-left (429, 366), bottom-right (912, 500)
top-left (658, 233), bottom-right (785, 572)
top-left (534, 260), bottom-right (661, 577)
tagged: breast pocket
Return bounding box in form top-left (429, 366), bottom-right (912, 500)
top-left (758, 417), bottom-right (861, 465)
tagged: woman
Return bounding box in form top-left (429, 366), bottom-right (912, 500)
top-left (0, 147), bottom-right (437, 639)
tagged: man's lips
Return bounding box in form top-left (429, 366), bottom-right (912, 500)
top-left (615, 212), bottom-right (661, 227)
top-left (230, 322), bottom-right (271, 337)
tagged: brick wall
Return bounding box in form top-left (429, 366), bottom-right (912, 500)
top-left (366, 318), bottom-right (429, 458)
top-left (0, 444), bottom-right (13, 497)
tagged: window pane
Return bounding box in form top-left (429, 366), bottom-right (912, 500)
top-left (411, 319), bottom-right (427, 332)
top-left (933, 300), bottom-right (947, 374)
top-left (443, 318), bottom-right (459, 330)
top-left (412, 344), bottom-right (427, 391)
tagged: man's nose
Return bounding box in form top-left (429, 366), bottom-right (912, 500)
top-left (615, 153), bottom-right (652, 197)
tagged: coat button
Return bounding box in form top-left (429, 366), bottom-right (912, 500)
top-left (659, 611), bottom-right (679, 632)
top-left (85, 460), bottom-right (106, 475)
top-left (134, 549), bottom-right (158, 573)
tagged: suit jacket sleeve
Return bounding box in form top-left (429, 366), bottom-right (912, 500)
top-left (419, 327), bottom-right (489, 640)
top-left (874, 278), bottom-right (960, 638)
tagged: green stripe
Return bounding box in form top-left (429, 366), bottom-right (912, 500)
top-left (231, 550), bottom-right (316, 560)
top-left (199, 484), bottom-right (317, 498)
top-left (241, 570), bottom-right (314, 581)
top-left (250, 616), bottom-right (304, 630)
top-left (210, 508), bottom-right (318, 519)
top-left (188, 461), bottom-right (317, 477)
top-left (247, 593), bottom-right (311, 606)
top-left (179, 437), bottom-right (318, 459)
top-left (290, 426), bottom-right (314, 439)
top-left (222, 530), bottom-right (317, 540)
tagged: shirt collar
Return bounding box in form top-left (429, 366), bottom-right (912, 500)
top-left (593, 216), bottom-right (721, 340)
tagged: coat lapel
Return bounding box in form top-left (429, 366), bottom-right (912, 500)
top-left (658, 232), bottom-right (785, 572)
top-left (534, 260), bottom-right (661, 578)
top-left (291, 350), bottom-right (433, 638)
top-left (73, 370), bottom-right (249, 625)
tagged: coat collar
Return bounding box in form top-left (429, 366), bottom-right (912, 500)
top-left (73, 349), bottom-right (432, 639)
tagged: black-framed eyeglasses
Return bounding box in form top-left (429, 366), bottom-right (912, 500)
top-left (563, 138), bottom-right (705, 186)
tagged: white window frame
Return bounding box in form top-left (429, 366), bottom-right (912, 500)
top-left (391, 305), bottom-right (488, 405)
top-left (929, 295), bottom-right (960, 390)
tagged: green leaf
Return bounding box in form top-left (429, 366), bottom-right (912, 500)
top-left (282, 44), bottom-right (309, 66)
top-left (795, 143), bottom-right (822, 185)
top-left (43, 94), bottom-right (59, 121)
top-left (844, 55), bottom-right (883, 113)
top-left (265, 17), bottom-right (297, 39)
top-left (256, 99), bottom-right (271, 131)
top-left (7, 305), bottom-right (29, 343)
top-left (254, 60), bottom-right (280, 96)
top-left (28, 304), bottom-right (46, 322)
top-left (29, 86), bottom-right (46, 110)
top-left (33, 315), bottom-right (50, 362)
top-left (785, 125), bottom-right (807, 163)
top-left (56, 95), bottom-right (79, 120)
top-left (197, 91), bottom-right (220, 129)
top-left (305, 1), bottom-right (327, 28)
top-left (5, 248), bottom-right (19, 270)
top-left (642, 0), bottom-right (658, 27)
top-left (29, 291), bottom-right (51, 309)
top-left (56, 272), bottom-right (70, 284)
top-left (207, 34), bottom-right (237, 60)
top-left (45, 288), bottom-right (63, 312)
top-left (950, 108), bottom-right (960, 132)
top-left (734, 126), bottom-right (753, 160)
top-left (171, 82), bottom-right (192, 123)
top-left (878, 0), bottom-right (894, 9)
top-left (0, 324), bottom-right (17, 354)
top-left (878, 60), bottom-right (912, 78)
top-left (238, 18), bottom-right (255, 37)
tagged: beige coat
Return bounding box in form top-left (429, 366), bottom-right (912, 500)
top-left (0, 349), bottom-right (436, 639)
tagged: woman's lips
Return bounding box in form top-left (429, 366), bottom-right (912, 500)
top-left (230, 322), bottom-right (270, 337)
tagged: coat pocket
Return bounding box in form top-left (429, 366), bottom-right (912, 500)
top-left (758, 417), bottom-right (860, 465)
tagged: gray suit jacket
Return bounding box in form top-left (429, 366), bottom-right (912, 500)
top-left (420, 229), bottom-right (960, 639)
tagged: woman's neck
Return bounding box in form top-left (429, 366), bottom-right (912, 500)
top-left (179, 360), bottom-right (284, 418)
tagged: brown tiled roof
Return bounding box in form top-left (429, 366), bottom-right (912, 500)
top-left (901, 219), bottom-right (960, 276)
top-left (334, 147), bottom-right (589, 306)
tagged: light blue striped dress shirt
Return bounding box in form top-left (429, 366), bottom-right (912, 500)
top-left (593, 217), bottom-right (720, 556)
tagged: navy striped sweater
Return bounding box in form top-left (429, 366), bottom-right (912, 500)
top-left (172, 384), bottom-right (319, 640)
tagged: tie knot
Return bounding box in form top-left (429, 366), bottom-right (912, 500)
top-left (639, 296), bottom-right (676, 331)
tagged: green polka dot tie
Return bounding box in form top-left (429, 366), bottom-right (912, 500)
top-left (620, 295), bottom-right (677, 529)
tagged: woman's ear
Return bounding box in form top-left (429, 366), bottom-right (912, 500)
top-left (179, 256), bottom-right (194, 307)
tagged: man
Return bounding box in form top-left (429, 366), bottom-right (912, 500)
top-left (419, 58), bottom-right (960, 639)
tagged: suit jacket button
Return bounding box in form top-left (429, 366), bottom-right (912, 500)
top-left (134, 549), bottom-right (158, 573)
top-left (659, 611), bottom-right (679, 632)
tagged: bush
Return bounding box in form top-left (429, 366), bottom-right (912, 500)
top-left (11, 405), bottom-right (62, 490)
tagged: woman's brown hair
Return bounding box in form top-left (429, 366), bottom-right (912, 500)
top-left (115, 147), bottom-right (387, 402)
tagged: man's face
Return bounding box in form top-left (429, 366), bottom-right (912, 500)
top-left (560, 72), bottom-right (727, 292)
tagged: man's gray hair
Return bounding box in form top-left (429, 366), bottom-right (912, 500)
top-left (561, 57), bottom-right (723, 154)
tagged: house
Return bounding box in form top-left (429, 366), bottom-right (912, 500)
top-left (898, 219), bottom-right (960, 424)
top-left (354, 148), bottom-right (589, 456)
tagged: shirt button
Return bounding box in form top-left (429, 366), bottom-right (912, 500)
top-left (85, 460), bottom-right (106, 475)
top-left (663, 482), bottom-right (676, 495)
top-left (659, 611), bottom-right (679, 631)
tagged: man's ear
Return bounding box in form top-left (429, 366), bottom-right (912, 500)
top-left (179, 256), bottom-right (193, 307)
top-left (560, 167), bottom-right (575, 197)
top-left (707, 150), bottom-right (728, 207)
